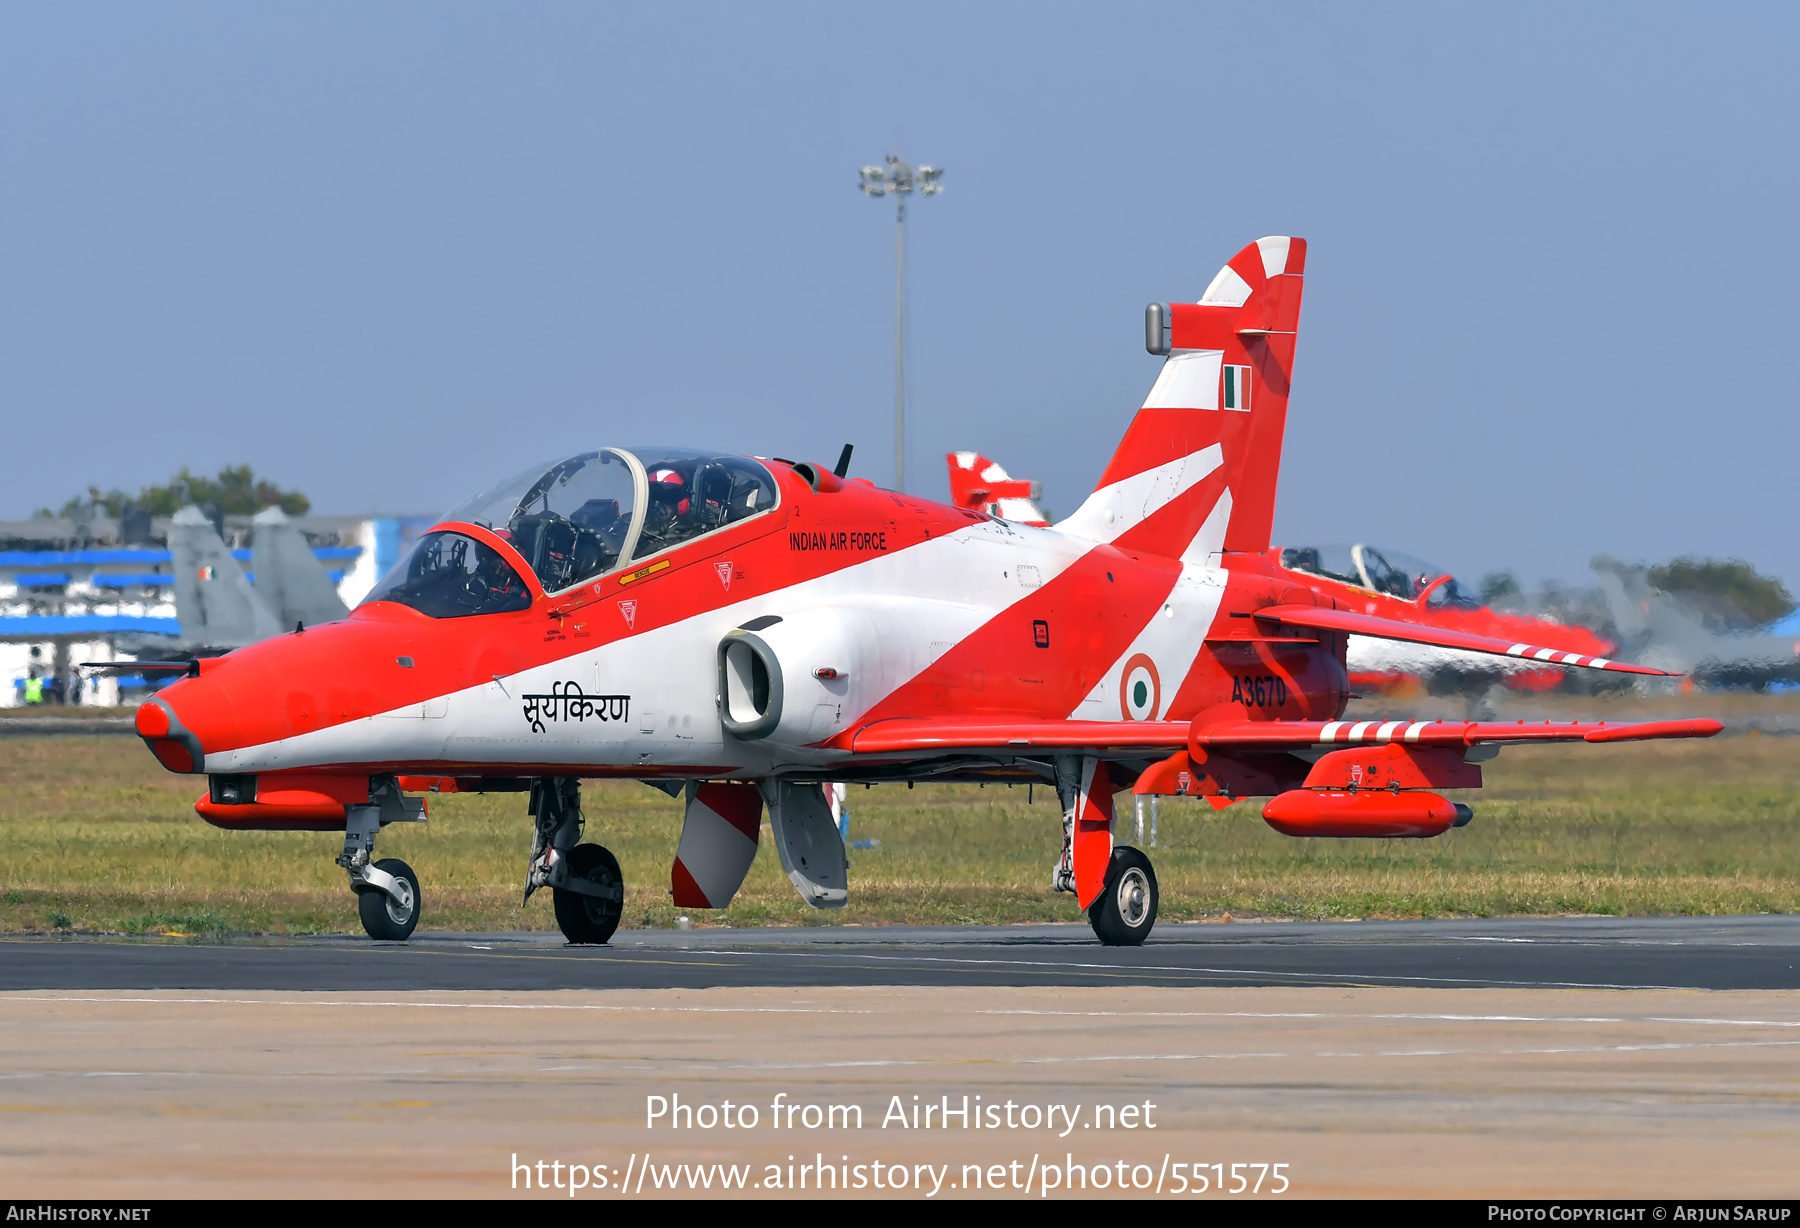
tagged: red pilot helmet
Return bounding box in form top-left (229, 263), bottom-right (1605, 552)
top-left (649, 468), bottom-right (690, 515)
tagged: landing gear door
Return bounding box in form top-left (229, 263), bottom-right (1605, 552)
top-left (760, 780), bottom-right (848, 909)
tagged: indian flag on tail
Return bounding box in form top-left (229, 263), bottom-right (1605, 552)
top-left (1222, 364), bottom-right (1251, 412)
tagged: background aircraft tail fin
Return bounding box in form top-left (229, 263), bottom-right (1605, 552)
top-left (1056, 236), bottom-right (1305, 563)
top-left (168, 506), bottom-right (283, 648)
top-left (252, 506), bottom-right (350, 630)
top-left (946, 452), bottom-right (1050, 526)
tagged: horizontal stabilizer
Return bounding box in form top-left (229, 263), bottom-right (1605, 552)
top-left (1252, 605), bottom-right (1675, 676)
top-left (1193, 717), bottom-right (1724, 749)
top-left (844, 714), bottom-right (1722, 756)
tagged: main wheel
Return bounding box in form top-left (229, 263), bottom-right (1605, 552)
top-left (1088, 846), bottom-right (1158, 946)
top-left (357, 858), bottom-right (421, 941)
top-left (553, 843), bottom-right (624, 945)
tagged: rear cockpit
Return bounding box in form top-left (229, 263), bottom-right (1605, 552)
top-left (362, 447), bottom-right (779, 617)
top-left (1280, 543), bottom-right (1480, 610)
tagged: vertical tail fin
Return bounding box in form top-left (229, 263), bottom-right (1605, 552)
top-left (945, 451), bottom-right (1050, 526)
top-left (251, 506), bottom-right (350, 630)
top-left (1056, 236), bottom-right (1305, 563)
top-left (168, 506), bottom-right (283, 647)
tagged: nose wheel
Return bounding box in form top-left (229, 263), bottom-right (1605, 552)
top-left (336, 795), bottom-right (428, 941)
top-left (355, 858), bottom-right (421, 941)
top-left (1089, 846), bottom-right (1158, 946)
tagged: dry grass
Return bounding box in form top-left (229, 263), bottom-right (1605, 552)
top-left (1, 733), bottom-right (1797, 935)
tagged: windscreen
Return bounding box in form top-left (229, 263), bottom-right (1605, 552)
top-left (360, 531), bottom-right (532, 618)
top-left (442, 450), bottom-right (639, 594)
top-left (1280, 545), bottom-right (1362, 587)
top-left (1368, 547), bottom-right (1481, 609)
top-left (1282, 544), bottom-right (1479, 609)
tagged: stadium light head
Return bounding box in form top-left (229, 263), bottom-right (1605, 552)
top-left (857, 156), bottom-right (943, 200)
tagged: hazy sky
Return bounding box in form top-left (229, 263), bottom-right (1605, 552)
top-left (4, 4), bottom-right (1795, 590)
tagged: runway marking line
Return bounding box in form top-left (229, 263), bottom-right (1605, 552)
top-left (5, 937), bottom-right (1789, 992)
top-left (10, 995), bottom-right (1800, 1035)
top-left (976, 1010), bottom-right (1800, 1028)
top-left (654, 947), bottom-right (1711, 991)
top-left (389, 940), bottom-right (1744, 992)
top-left (6, 1038), bottom-right (1800, 1082)
top-left (0, 994), bottom-right (877, 1015)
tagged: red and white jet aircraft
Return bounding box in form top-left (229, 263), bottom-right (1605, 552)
top-left (132, 236), bottom-right (1720, 946)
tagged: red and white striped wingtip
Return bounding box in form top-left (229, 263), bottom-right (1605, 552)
top-left (1501, 643), bottom-right (1673, 677)
top-left (1314, 719), bottom-right (1441, 745)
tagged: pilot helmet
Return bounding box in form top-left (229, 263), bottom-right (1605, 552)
top-left (649, 468), bottom-right (690, 513)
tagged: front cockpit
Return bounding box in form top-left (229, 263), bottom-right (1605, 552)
top-left (362, 447), bottom-right (780, 618)
top-left (1280, 543), bottom-right (1481, 610)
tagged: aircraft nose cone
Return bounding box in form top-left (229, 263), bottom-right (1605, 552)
top-left (135, 702), bottom-right (170, 739)
top-left (137, 695), bottom-right (205, 774)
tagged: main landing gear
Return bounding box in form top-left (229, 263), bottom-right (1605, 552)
top-left (1088, 846), bottom-right (1159, 946)
top-left (1050, 756), bottom-right (1161, 947)
top-left (523, 778), bottom-right (624, 945)
top-left (339, 781), bottom-right (428, 941)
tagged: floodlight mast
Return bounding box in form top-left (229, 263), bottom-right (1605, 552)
top-left (858, 156), bottom-right (943, 492)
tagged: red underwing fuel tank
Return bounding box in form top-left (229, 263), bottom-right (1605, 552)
top-left (1260, 788), bottom-right (1471, 838)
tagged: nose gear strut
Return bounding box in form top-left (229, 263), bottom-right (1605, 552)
top-left (337, 776), bottom-right (427, 940)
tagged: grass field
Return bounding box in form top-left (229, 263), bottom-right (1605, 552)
top-left (1, 732), bottom-right (1797, 935)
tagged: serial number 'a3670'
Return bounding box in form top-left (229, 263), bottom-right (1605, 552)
top-left (1231, 674), bottom-right (1288, 708)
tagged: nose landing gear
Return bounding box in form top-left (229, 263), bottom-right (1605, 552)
top-left (338, 782), bottom-right (428, 941)
top-left (356, 858), bottom-right (421, 941)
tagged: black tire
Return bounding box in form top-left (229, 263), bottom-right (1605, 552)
top-left (1088, 846), bottom-right (1158, 947)
top-left (357, 858), bottom-right (421, 941)
top-left (553, 844), bottom-right (624, 945)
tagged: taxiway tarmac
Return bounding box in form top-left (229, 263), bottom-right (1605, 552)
top-left (1, 914), bottom-right (1796, 991)
top-left (3, 982), bottom-right (1798, 1199)
top-left (5, 918), bottom-right (1797, 1199)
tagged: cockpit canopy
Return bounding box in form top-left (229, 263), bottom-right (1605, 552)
top-left (363, 447), bottom-right (778, 617)
top-left (1280, 543), bottom-right (1480, 610)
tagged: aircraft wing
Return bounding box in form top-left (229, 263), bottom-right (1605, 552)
top-left (849, 719), bottom-right (1190, 754)
top-left (1251, 605), bottom-right (1675, 676)
top-left (846, 715), bottom-right (1722, 754)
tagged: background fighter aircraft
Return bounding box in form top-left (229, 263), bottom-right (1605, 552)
top-left (945, 457), bottom-right (1614, 697)
top-left (1272, 543), bottom-right (1613, 695)
top-left (85, 505), bottom-right (354, 692)
top-left (167, 505), bottom-right (350, 651)
top-left (132, 237), bottom-right (1719, 946)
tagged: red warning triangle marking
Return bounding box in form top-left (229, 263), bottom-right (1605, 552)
top-left (715, 561), bottom-right (733, 590)
top-left (618, 599), bottom-right (637, 630)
